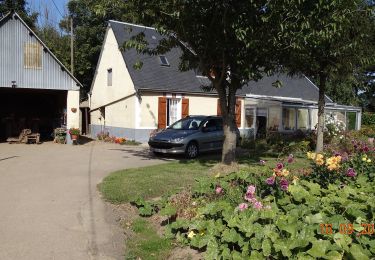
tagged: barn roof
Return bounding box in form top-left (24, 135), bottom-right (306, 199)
top-left (0, 12), bottom-right (82, 90)
top-left (106, 20), bottom-right (333, 103)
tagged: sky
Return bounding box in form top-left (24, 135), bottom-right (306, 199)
top-left (29, 0), bottom-right (68, 27)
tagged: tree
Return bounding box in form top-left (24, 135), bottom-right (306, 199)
top-left (62, 0), bottom-right (137, 93)
top-left (123, 0), bottom-right (279, 164)
top-left (270, 0), bottom-right (375, 152)
top-left (0, 0), bottom-right (37, 29)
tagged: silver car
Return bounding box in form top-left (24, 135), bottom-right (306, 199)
top-left (148, 115), bottom-right (236, 158)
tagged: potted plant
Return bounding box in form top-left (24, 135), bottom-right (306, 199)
top-left (69, 128), bottom-right (80, 141)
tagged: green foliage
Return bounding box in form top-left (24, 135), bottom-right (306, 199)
top-left (126, 218), bottom-right (172, 260)
top-left (162, 147), bottom-right (375, 258)
top-left (0, 0), bottom-right (38, 29)
top-left (61, 0), bottom-right (138, 92)
top-left (362, 113), bottom-right (375, 126)
top-left (99, 161), bottom-right (213, 203)
top-left (269, 0), bottom-right (375, 151)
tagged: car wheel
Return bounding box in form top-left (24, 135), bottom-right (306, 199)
top-left (185, 142), bottom-right (199, 159)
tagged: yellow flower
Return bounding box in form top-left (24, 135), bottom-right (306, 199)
top-left (367, 159), bottom-right (372, 163)
top-left (316, 158), bottom-right (325, 166)
top-left (280, 169), bottom-right (290, 177)
top-left (292, 176), bottom-right (299, 185)
top-left (188, 231), bottom-right (196, 239)
top-left (362, 157), bottom-right (367, 162)
top-left (327, 164), bottom-right (338, 171)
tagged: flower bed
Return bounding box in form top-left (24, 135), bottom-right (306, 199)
top-left (96, 131), bottom-right (140, 145)
top-left (131, 138), bottom-right (375, 259)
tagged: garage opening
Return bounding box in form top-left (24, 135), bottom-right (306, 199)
top-left (0, 88), bottom-right (67, 142)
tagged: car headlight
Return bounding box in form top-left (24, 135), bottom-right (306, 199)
top-left (171, 137), bottom-right (185, 143)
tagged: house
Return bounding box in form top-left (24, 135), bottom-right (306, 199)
top-left (0, 12), bottom-right (81, 143)
top-left (89, 20), bottom-right (361, 142)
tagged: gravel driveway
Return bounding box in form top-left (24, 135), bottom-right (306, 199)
top-left (0, 141), bottom-right (166, 260)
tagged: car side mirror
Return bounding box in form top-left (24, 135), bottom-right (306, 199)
top-left (202, 127), bottom-right (208, 133)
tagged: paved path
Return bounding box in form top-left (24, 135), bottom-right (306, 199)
top-left (0, 142), bottom-right (167, 260)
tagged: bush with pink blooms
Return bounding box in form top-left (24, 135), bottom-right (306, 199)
top-left (162, 151), bottom-right (375, 259)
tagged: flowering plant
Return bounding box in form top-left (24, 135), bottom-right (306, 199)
top-left (69, 128), bottom-right (80, 135)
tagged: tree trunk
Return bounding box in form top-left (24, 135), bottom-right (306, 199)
top-left (220, 87), bottom-right (238, 165)
top-left (316, 74), bottom-right (327, 153)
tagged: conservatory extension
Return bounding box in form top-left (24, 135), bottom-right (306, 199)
top-left (241, 96), bottom-right (362, 139)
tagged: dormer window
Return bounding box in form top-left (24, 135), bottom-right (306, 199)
top-left (159, 56), bottom-right (170, 66)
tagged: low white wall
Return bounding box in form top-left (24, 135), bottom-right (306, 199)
top-left (66, 90), bottom-right (80, 144)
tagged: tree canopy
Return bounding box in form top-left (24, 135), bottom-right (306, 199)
top-left (123, 0), bottom-right (281, 164)
top-left (0, 0), bottom-right (37, 28)
top-left (268, 0), bottom-right (375, 151)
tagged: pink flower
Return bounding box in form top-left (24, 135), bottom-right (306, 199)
top-left (244, 191), bottom-right (255, 201)
top-left (346, 168), bottom-right (357, 177)
top-left (287, 157), bottom-right (294, 163)
top-left (253, 201), bottom-right (263, 210)
top-left (259, 160), bottom-right (266, 165)
top-left (280, 178), bottom-right (289, 191)
top-left (238, 203), bottom-right (248, 211)
top-left (247, 185), bottom-right (256, 194)
top-left (266, 176), bottom-right (275, 185)
top-left (215, 186), bottom-right (223, 194)
top-left (276, 163), bottom-right (284, 170)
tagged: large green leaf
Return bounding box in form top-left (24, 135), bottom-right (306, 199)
top-left (333, 233), bottom-right (352, 252)
top-left (307, 240), bottom-right (331, 258)
top-left (289, 185), bottom-right (310, 203)
top-left (262, 238), bottom-right (272, 256)
top-left (274, 239), bottom-right (292, 257)
top-left (305, 213), bottom-right (324, 224)
top-left (349, 244), bottom-right (370, 260)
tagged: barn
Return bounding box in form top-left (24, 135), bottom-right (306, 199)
top-left (0, 12), bottom-right (81, 143)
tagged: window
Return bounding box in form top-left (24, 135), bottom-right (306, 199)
top-left (268, 107), bottom-right (280, 131)
top-left (167, 98), bottom-right (181, 126)
top-left (245, 108), bottom-right (255, 128)
top-left (297, 109), bottom-right (309, 130)
top-left (159, 56), bottom-right (170, 66)
top-left (282, 108), bottom-right (296, 130)
top-left (203, 118), bottom-right (223, 132)
top-left (107, 68), bottom-right (112, 86)
top-left (346, 112), bottom-right (357, 130)
top-left (24, 43), bottom-right (42, 69)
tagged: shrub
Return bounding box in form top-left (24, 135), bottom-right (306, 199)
top-left (164, 153), bottom-right (375, 259)
top-left (362, 113), bottom-right (375, 126)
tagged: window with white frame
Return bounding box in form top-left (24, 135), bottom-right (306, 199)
top-left (268, 107), bottom-right (281, 131)
top-left (282, 108), bottom-right (296, 130)
top-left (167, 98), bottom-right (181, 126)
top-left (245, 107), bottom-right (255, 128)
top-left (297, 108), bottom-right (309, 130)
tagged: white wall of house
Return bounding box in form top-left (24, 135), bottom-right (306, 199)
top-left (90, 27), bottom-right (136, 111)
top-left (138, 93), bottom-right (159, 128)
top-left (106, 96), bottom-right (136, 128)
top-left (66, 90), bottom-right (80, 143)
top-left (136, 93), bottom-right (245, 129)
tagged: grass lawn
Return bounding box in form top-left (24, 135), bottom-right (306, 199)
top-left (100, 152), bottom-right (310, 260)
top-left (126, 218), bottom-right (172, 260)
top-left (99, 159), bottom-right (216, 203)
top-left (100, 152), bottom-right (309, 204)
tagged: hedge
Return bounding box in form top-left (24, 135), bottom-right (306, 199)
top-left (362, 113), bottom-right (375, 126)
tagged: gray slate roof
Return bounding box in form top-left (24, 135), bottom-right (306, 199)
top-left (109, 20), bottom-right (332, 103)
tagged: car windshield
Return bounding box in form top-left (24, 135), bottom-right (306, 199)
top-left (168, 117), bottom-right (204, 130)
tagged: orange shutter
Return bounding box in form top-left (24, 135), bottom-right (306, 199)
top-left (158, 97), bottom-right (167, 129)
top-left (217, 99), bottom-right (222, 116)
top-left (235, 99), bottom-right (242, 127)
top-left (181, 98), bottom-right (189, 118)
